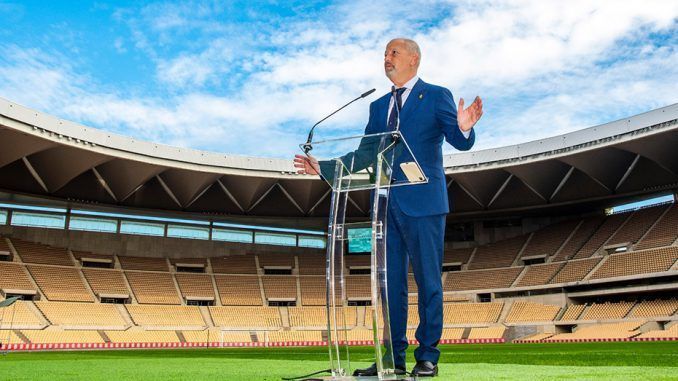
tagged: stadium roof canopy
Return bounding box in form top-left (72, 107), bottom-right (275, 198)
top-left (0, 97), bottom-right (677, 225)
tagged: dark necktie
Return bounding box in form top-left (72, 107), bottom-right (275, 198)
top-left (387, 86), bottom-right (407, 131)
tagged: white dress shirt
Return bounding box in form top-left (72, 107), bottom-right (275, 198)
top-left (387, 75), bottom-right (471, 139)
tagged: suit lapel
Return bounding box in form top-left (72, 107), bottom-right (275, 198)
top-left (399, 79), bottom-right (426, 128)
top-left (376, 95), bottom-right (390, 132)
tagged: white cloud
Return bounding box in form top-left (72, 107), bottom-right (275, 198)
top-left (0, 0), bottom-right (676, 160)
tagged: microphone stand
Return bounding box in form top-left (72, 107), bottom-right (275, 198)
top-left (303, 88), bottom-right (376, 153)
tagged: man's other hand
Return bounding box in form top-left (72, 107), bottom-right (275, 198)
top-left (458, 96), bottom-right (483, 132)
top-left (294, 154), bottom-right (320, 175)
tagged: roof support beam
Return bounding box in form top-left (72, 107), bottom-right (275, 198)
top-left (451, 179), bottom-right (485, 207)
top-left (246, 183), bottom-right (277, 213)
top-left (615, 153), bottom-right (640, 191)
top-left (550, 166), bottom-right (574, 201)
top-left (309, 189), bottom-right (331, 215)
top-left (217, 179), bottom-right (244, 213)
top-left (185, 183), bottom-right (213, 208)
top-left (517, 177), bottom-right (547, 201)
top-left (277, 184), bottom-right (305, 215)
top-left (22, 157), bottom-right (49, 193)
top-left (92, 167), bottom-right (118, 202)
top-left (488, 174), bottom-right (513, 208)
top-left (347, 195), bottom-right (365, 215)
top-left (155, 175), bottom-right (182, 208)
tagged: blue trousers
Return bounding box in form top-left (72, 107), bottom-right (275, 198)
top-left (386, 198), bottom-right (445, 366)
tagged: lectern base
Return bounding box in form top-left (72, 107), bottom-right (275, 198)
top-left (316, 376), bottom-right (414, 380)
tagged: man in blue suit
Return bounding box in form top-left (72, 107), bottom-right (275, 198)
top-left (294, 38), bottom-right (482, 377)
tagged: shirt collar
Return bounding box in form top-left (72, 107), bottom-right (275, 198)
top-left (401, 75), bottom-right (419, 91)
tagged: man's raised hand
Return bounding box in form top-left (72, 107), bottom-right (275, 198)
top-left (458, 96), bottom-right (483, 132)
top-left (293, 154), bottom-right (320, 175)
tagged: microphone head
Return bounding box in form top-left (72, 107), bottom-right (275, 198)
top-left (361, 88), bottom-right (376, 98)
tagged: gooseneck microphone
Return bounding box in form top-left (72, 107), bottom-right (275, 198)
top-left (303, 88), bottom-right (376, 153)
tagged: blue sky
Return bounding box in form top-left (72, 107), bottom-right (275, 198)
top-left (1, 1), bottom-right (676, 158)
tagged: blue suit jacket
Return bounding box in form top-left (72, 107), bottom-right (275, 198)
top-left (362, 79), bottom-right (475, 216)
top-left (320, 79), bottom-right (475, 216)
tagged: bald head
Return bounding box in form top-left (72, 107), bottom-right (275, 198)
top-left (384, 38), bottom-right (421, 87)
top-left (388, 38), bottom-right (421, 66)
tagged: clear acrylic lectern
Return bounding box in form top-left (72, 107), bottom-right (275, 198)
top-left (300, 131), bottom-right (427, 380)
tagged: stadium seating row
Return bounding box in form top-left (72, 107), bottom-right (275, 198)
top-left (2, 247), bottom-right (675, 306)
top-left (0, 325), bottom-right (508, 345)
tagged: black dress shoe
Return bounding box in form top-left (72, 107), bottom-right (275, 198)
top-left (411, 361), bottom-right (438, 377)
top-left (352, 363), bottom-right (407, 377)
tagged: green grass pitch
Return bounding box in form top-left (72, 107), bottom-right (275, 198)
top-left (1, 341), bottom-right (677, 380)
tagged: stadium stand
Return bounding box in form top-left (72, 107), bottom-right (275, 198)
top-left (35, 301), bottom-right (127, 328)
top-left (362, 305), bottom-right (422, 329)
top-left (0, 329), bottom-right (25, 344)
top-left (297, 254), bottom-right (326, 275)
top-left (606, 205), bottom-right (668, 247)
top-left (520, 220), bottom-right (579, 258)
top-left (22, 329), bottom-right (105, 344)
top-left (105, 330), bottom-right (180, 343)
top-left (117, 256), bottom-right (168, 272)
top-left (549, 257), bottom-right (601, 284)
top-left (210, 255), bottom-right (257, 274)
top-left (174, 273), bottom-right (216, 300)
top-left (258, 253), bottom-right (295, 269)
top-left (0, 238), bottom-right (13, 260)
top-left (124, 271), bottom-right (181, 304)
top-left (267, 330), bottom-right (322, 343)
top-left (209, 306), bottom-right (281, 328)
top-left (182, 328), bottom-right (255, 344)
top-left (443, 303), bottom-right (503, 324)
top-left (579, 301), bottom-right (635, 320)
top-left (515, 332), bottom-right (554, 342)
top-left (441, 328), bottom-right (465, 340)
top-left (572, 213), bottom-right (629, 259)
top-left (345, 255), bottom-right (370, 270)
top-left (214, 275), bottom-right (262, 305)
top-left (261, 275), bottom-right (297, 301)
top-left (445, 267), bottom-right (523, 291)
top-left (169, 258), bottom-right (207, 267)
top-left (27, 265), bottom-right (94, 302)
top-left (71, 250), bottom-right (114, 263)
top-left (1, 204), bottom-right (677, 349)
top-left (468, 235), bottom-right (527, 270)
top-left (0, 262), bottom-right (36, 293)
top-left (10, 239), bottom-right (73, 266)
top-left (125, 305), bottom-right (205, 327)
top-left (551, 217), bottom-right (603, 261)
top-left (636, 204), bottom-right (678, 250)
top-left (515, 262), bottom-right (565, 287)
top-left (636, 324), bottom-right (678, 339)
top-left (346, 328), bottom-right (377, 341)
top-left (346, 275), bottom-right (370, 299)
top-left (505, 301), bottom-right (561, 323)
top-left (289, 306), bottom-right (358, 328)
top-left (299, 276), bottom-right (326, 306)
top-left (629, 299), bottom-right (678, 318)
top-left (0, 301), bottom-right (44, 327)
top-left (408, 274), bottom-right (418, 294)
top-left (546, 322), bottom-right (644, 341)
top-left (467, 326), bottom-right (505, 339)
top-left (288, 306), bottom-right (326, 327)
top-left (443, 248), bottom-right (474, 265)
top-left (82, 268), bottom-right (130, 297)
top-left (560, 304), bottom-right (586, 320)
top-left (589, 247), bottom-right (678, 279)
